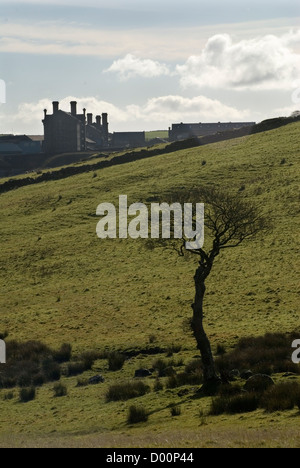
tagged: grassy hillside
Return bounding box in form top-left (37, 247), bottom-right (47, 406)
top-left (0, 122), bottom-right (299, 447)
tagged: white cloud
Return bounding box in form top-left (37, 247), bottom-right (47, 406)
top-left (104, 54), bottom-right (170, 80)
top-left (2, 95), bottom-right (252, 134)
top-left (1, 18), bottom-right (299, 61)
top-left (177, 31), bottom-right (300, 90)
top-left (139, 95), bottom-right (249, 122)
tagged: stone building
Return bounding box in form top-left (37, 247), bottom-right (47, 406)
top-left (85, 113), bottom-right (109, 150)
top-left (42, 101), bottom-right (109, 154)
top-left (169, 121), bottom-right (256, 141)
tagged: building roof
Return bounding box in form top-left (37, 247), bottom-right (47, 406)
top-left (27, 135), bottom-right (44, 142)
top-left (0, 134), bottom-right (32, 143)
top-left (0, 143), bottom-right (23, 154)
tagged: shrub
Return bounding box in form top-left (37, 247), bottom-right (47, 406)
top-left (152, 359), bottom-right (168, 376)
top-left (170, 406), bottom-right (181, 417)
top-left (210, 393), bottom-right (259, 415)
top-left (8, 340), bottom-right (52, 362)
top-left (216, 344), bottom-right (226, 356)
top-left (54, 343), bottom-right (72, 363)
top-left (218, 384), bottom-right (242, 397)
top-left (19, 387), bottom-right (36, 403)
top-left (65, 361), bottom-right (86, 377)
top-left (53, 382), bottom-right (68, 398)
top-left (216, 332), bottom-right (300, 376)
top-left (149, 335), bottom-right (157, 344)
top-left (153, 379), bottom-right (164, 392)
top-left (184, 359), bottom-right (202, 375)
top-left (226, 394), bottom-right (259, 414)
top-left (260, 382), bottom-right (300, 412)
top-left (32, 373), bottom-right (46, 387)
top-left (76, 378), bottom-right (89, 387)
top-left (42, 359), bottom-right (61, 381)
top-left (127, 405), bottom-right (148, 424)
top-left (106, 381), bottom-right (150, 402)
top-left (166, 372), bottom-right (203, 389)
top-left (166, 344), bottom-right (182, 357)
top-left (210, 396), bottom-right (228, 416)
top-left (108, 352), bottom-right (126, 371)
top-left (152, 358), bottom-right (184, 377)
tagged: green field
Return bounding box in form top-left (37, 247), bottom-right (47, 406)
top-left (0, 122), bottom-right (299, 447)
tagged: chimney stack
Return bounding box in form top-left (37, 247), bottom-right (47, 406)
top-left (52, 101), bottom-right (59, 114)
top-left (70, 101), bottom-right (77, 116)
top-left (102, 113), bottom-right (109, 144)
top-left (44, 109), bottom-right (47, 118)
top-left (87, 113), bottom-right (93, 126)
top-left (96, 115), bottom-right (101, 128)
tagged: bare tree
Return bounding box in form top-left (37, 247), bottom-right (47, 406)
top-left (153, 186), bottom-right (269, 393)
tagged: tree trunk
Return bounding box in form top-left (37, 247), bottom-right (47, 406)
top-left (191, 265), bottom-right (221, 392)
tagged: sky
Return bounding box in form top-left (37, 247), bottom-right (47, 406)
top-left (0, 0), bottom-right (299, 134)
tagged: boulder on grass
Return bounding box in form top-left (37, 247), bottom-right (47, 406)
top-left (88, 375), bottom-right (105, 385)
top-left (135, 369), bottom-right (152, 378)
top-left (244, 374), bottom-right (274, 393)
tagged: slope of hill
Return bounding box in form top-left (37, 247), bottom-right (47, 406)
top-left (0, 122), bottom-right (299, 447)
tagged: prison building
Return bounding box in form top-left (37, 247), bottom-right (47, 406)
top-left (169, 122), bottom-right (256, 141)
top-left (85, 113), bottom-right (109, 150)
top-left (112, 131), bottom-right (146, 149)
top-left (42, 101), bottom-right (86, 154)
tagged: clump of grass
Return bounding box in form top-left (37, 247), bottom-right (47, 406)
top-left (76, 377), bottom-right (89, 387)
top-left (216, 344), bottom-right (226, 356)
top-left (184, 359), bottom-right (202, 374)
top-left (149, 334), bottom-right (157, 344)
top-left (108, 352), bottom-right (126, 371)
top-left (42, 359), bottom-right (61, 382)
top-left (153, 378), bottom-right (164, 392)
top-left (166, 371), bottom-right (203, 389)
top-left (106, 381), bottom-right (150, 402)
top-left (216, 332), bottom-right (300, 376)
top-left (210, 393), bottom-right (259, 415)
top-left (260, 382), bottom-right (300, 412)
top-left (218, 384), bottom-right (242, 397)
top-left (152, 358), bottom-right (184, 377)
top-left (210, 381), bottom-right (300, 415)
top-left (19, 387), bottom-right (36, 403)
top-left (170, 406), bottom-right (181, 417)
top-left (53, 382), bottom-right (68, 398)
top-left (166, 344), bottom-right (182, 357)
top-left (127, 405), bottom-right (148, 424)
top-left (65, 361), bottom-right (86, 377)
top-left (53, 343), bottom-right (72, 363)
